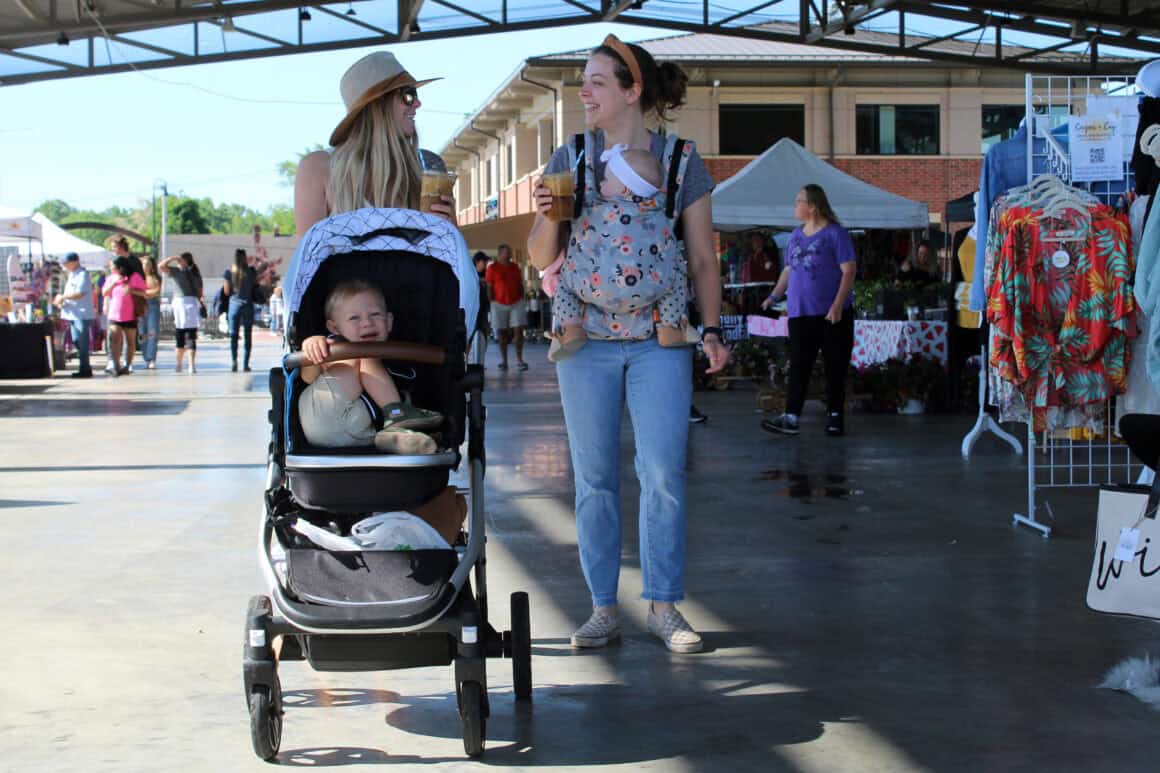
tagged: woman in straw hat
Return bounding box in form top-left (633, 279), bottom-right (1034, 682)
top-left (294, 50), bottom-right (453, 233)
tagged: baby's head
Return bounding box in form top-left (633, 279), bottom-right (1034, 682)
top-left (324, 279), bottom-right (392, 343)
top-left (600, 146), bottom-right (664, 200)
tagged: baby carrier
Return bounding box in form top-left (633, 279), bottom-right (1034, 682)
top-left (556, 131), bottom-right (695, 340)
top-left (244, 209), bottom-right (530, 761)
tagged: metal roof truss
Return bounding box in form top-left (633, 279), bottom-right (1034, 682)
top-left (1, 0), bottom-right (1155, 86)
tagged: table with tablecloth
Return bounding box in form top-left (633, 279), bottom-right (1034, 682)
top-left (746, 316), bottom-right (948, 367)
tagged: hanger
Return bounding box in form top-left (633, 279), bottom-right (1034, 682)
top-left (1141, 124), bottom-right (1160, 166)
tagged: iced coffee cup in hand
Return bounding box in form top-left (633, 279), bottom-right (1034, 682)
top-left (420, 171), bottom-right (457, 214)
top-left (541, 172), bottom-right (574, 222)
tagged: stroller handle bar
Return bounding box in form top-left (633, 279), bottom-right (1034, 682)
top-left (284, 341), bottom-right (448, 370)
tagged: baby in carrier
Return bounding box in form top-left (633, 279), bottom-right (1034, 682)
top-left (298, 279), bottom-right (442, 454)
top-left (549, 143), bottom-right (689, 362)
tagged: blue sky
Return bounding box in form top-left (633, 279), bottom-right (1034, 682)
top-left (2, 15), bottom-right (1141, 216)
top-left (0, 22), bottom-right (666, 215)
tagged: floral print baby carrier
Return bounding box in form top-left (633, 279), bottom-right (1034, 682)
top-left (557, 131), bottom-right (694, 341)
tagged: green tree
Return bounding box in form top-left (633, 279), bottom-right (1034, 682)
top-left (277, 144), bottom-right (325, 188)
top-left (168, 198), bottom-right (211, 234)
top-left (33, 198), bottom-right (73, 223)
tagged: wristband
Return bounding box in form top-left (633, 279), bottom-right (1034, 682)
top-left (701, 326), bottom-right (723, 343)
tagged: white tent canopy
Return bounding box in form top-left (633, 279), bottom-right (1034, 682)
top-left (0, 205), bottom-right (111, 268)
top-left (711, 138), bottom-right (929, 231)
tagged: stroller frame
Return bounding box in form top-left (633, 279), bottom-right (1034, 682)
top-left (241, 211), bottom-right (530, 760)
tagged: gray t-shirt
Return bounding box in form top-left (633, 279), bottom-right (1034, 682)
top-left (169, 266), bottom-right (202, 298)
top-left (544, 131), bottom-right (714, 220)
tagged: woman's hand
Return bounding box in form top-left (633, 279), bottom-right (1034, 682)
top-left (532, 177), bottom-right (554, 217)
top-left (760, 295), bottom-right (775, 311)
top-left (427, 195), bottom-right (457, 223)
top-left (702, 335), bottom-right (731, 374)
top-left (825, 305), bottom-right (843, 324)
top-left (302, 335), bottom-right (330, 365)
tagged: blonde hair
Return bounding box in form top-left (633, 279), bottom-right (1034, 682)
top-left (325, 279), bottom-right (386, 321)
top-left (329, 94), bottom-right (421, 213)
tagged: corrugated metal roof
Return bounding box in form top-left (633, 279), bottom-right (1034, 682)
top-left (530, 21), bottom-right (1133, 66)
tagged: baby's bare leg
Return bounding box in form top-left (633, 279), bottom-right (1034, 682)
top-left (320, 362), bottom-right (364, 401)
top-left (358, 358), bottom-right (403, 406)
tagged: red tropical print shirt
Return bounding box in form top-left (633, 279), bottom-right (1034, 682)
top-left (986, 203), bottom-right (1134, 431)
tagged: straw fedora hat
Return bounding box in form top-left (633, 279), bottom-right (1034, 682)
top-left (329, 51), bottom-right (440, 146)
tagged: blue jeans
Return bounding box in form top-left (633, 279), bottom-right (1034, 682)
top-left (69, 318), bottom-right (92, 374)
top-left (556, 338), bottom-right (693, 607)
top-left (228, 298), bottom-right (254, 366)
top-left (140, 298), bottom-right (161, 364)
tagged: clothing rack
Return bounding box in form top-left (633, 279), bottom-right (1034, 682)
top-left (1010, 73), bottom-right (1144, 537)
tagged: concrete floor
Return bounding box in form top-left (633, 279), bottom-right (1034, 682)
top-left (1, 333), bottom-right (1157, 772)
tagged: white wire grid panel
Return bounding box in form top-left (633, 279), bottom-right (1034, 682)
top-left (1013, 74), bottom-right (1143, 536)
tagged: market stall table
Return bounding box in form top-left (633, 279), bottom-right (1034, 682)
top-left (0, 321), bottom-right (52, 378)
top-left (747, 316), bottom-right (948, 367)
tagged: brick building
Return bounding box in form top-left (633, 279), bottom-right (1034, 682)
top-left (441, 23), bottom-right (1114, 256)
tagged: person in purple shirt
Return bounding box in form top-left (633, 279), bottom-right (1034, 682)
top-left (760, 184), bottom-right (857, 437)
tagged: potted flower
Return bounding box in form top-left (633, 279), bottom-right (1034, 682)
top-left (895, 355), bottom-right (944, 414)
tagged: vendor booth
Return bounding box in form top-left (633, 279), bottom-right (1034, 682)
top-left (0, 206), bottom-right (111, 378)
top-left (711, 138), bottom-right (930, 231)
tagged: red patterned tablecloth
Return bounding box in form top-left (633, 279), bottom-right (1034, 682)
top-left (852, 320), bottom-right (947, 367)
top-left (747, 317), bottom-right (947, 367)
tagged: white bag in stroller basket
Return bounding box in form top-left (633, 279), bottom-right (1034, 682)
top-left (292, 512), bottom-right (451, 551)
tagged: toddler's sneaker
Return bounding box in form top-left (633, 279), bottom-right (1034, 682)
top-left (647, 606), bottom-right (703, 653)
top-left (761, 413), bottom-right (799, 436)
top-left (570, 609), bottom-right (621, 648)
top-left (381, 402), bottom-right (443, 431)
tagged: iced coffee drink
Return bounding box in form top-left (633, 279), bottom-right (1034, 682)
top-left (420, 171), bottom-right (457, 214)
top-left (542, 172), bottom-right (574, 222)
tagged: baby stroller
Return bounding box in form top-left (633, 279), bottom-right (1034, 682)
top-left (243, 209), bottom-right (532, 760)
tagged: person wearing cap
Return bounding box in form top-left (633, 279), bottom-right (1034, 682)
top-left (53, 252), bottom-right (95, 378)
top-left (294, 50), bottom-right (452, 234)
top-left (526, 36), bottom-right (729, 655)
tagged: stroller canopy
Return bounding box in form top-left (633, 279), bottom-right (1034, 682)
top-left (283, 209), bottom-right (479, 339)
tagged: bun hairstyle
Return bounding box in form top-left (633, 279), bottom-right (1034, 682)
top-left (594, 39), bottom-right (688, 123)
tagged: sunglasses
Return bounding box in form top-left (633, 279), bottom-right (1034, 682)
top-left (396, 86), bottom-right (419, 107)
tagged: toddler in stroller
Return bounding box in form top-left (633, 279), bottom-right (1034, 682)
top-left (298, 278), bottom-right (443, 454)
top-left (244, 209), bottom-right (530, 762)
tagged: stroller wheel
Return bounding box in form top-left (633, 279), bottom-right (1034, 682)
top-left (510, 592), bottom-right (532, 702)
top-left (458, 680), bottom-right (486, 757)
top-left (248, 676), bottom-right (283, 761)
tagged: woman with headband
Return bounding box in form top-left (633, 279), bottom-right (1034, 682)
top-left (527, 35), bottom-right (729, 654)
top-left (294, 50), bottom-right (454, 234)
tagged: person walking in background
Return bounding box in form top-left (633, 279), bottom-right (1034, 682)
top-left (160, 252), bottom-right (204, 374)
top-left (223, 248), bottom-right (259, 372)
top-left (484, 243), bottom-right (527, 371)
top-left (471, 252), bottom-right (491, 366)
top-left (140, 257), bottom-right (163, 369)
top-left (102, 256), bottom-right (146, 376)
top-left (52, 252), bottom-right (94, 378)
top-left (527, 35), bottom-right (729, 652)
top-left (269, 285), bottom-right (285, 334)
top-left (761, 184), bottom-right (856, 437)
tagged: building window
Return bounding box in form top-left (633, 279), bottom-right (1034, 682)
top-left (856, 104), bottom-right (940, 155)
top-left (982, 105), bottom-right (1023, 153)
top-left (719, 105), bottom-right (805, 154)
top-left (506, 139), bottom-right (516, 185)
top-left (485, 155), bottom-right (496, 197)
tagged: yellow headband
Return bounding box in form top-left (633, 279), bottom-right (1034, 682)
top-left (602, 34), bottom-right (642, 89)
